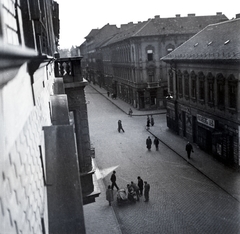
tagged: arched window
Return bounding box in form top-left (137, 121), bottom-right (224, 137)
top-left (207, 72), bottom-right (214, 105)
top-left (183, 70), bottom-right (189, 98)
top-left (228, 74), bottom-right (237, 109)
top-left (177, 70), bottom-right (183, 96)
top-left (190, 71), bottom-right (197, 100)
top-left (216, 73), bottom-right (225, 110)
top-left (169, 69), bottom-right (173, 93)
top-left (198, 72), bottom-right (205, 102)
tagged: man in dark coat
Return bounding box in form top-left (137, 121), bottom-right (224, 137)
top-left (144, 181), bottom-right (150, 202)
top-left (154, 137), bottom-right (159, 151)
top-left (137, 176), bottom-right (144, 196)
top-left (146, 116), bottom-right (150, 130)
top-left (186, 142), bottom-right (194, 159)
top-left (151, 115), bottom-right (154, 126)
top-left (146, 136), bottom-right (152, 150)
top-left (110, 170), bottom-right (119, 190)
top-left (118, 120), bottom-right (125, 133)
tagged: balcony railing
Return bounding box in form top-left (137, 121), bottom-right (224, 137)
top-left (54, 57), bottom-right (83, 83)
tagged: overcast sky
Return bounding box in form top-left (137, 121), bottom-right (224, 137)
top-left (55, 0), bottom-right (239, 49)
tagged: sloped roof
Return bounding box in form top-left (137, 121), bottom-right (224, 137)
top-left (102, 21), bottom-right (149, 46)
top-left (162, 18), bottom-right (240, 62)
top-left (85, 29), bottom-right (99, 39)
top-left (102, 14), bottom-right (228, 46)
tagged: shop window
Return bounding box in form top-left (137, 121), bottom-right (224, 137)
top-left (177, 70), bottom-right (183, 97)
top-left (198, 72), bottom-right (205, 102)
top-left (228, 74), bottom-right (237, 109)
top-left (216, 73), bottom-right (225, 110)
top-left (207, 72), bottom-right (214, 106)
top-left (184, 71), bottom-right (189, 99)
top-left (190, 71), bottom-right (197, 100)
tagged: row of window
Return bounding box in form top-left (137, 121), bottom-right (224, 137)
top-left (169, 70), bottom-right (238, 109)
top-left (0, 0), bottom-right (59, 55)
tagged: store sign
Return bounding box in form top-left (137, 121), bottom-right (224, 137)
top-left (197, 114), bottom-right (215, 128)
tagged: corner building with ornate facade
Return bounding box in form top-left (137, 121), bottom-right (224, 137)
top-left (80, 13), bottom-right (228, 110)
top-left (162, 16), bottom-right (240, 167)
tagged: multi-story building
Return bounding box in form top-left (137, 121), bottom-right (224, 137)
top-left (162, 16), bottom-right (240, 167)
top-left (0, 0), bottom-right (97, 233)
top-left (80, 13), bottom-right (228, 109)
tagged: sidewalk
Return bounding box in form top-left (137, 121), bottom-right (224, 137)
top-left (88, 83), bottom-right (166, 116)
top-left (84, 83), bottom-right (240, 233)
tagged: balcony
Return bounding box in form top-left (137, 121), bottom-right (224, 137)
top-left (55, 57), bottom-right (85, 85)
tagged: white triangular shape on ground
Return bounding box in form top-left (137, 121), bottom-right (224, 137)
top-left (95, 165), bottom-right (119, 180)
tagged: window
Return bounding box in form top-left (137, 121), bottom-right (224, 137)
top-left (190, 71), bottom-right (197, 100)
top-left (198, 72), bottom-right (205, 102)
top-left (147, 50), bottom-right (153, 61)
top-left (2, 0), bottom-right (22, 45)
top-left (228, 74), bottom-right (237, 109)
top-left (169, 69), bottom-right (173, 93)
top-left (183, 71), bottom-right (189, 98)
top-left (177, 70), bottom-right (183, 96)
top-left (166, 44), bottom-right (175, 54)
top-left (216, 73), bottom-right (225, 109)
top-left (207, 73), bottom-right (214, 105)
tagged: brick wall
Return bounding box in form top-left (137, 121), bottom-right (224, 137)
top-left (0, 62), bottom-right (55, 234)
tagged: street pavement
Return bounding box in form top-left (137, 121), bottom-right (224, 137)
top-left (83, 83), bottom-right (240, 234)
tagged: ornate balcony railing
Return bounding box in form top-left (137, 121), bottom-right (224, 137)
top-left (54, 57), bottom-right (83, 83)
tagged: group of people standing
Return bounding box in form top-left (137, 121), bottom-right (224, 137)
top-left (106, 171), bottom-right (150, 206)
top-left (146, 136), bottom-right (159, 151)
top-left (146, 115), bottom-right (154, 130)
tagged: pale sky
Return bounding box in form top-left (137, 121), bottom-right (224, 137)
top-left (55, 0), bottom-right (239, 49)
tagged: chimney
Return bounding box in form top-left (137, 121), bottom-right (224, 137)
top-left (154, 15), bottom-right (160, 19)
top-left (216, 12), bottom-right (222, 15)
top-left (236, 13), bottom-right (240, 19)
top-left (188, 13), bottom-right (195, 17)
top-left (175, 14), bottom-right (181, 17)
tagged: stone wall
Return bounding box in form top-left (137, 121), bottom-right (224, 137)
top-left (0, 62), bottom-right (54, 234)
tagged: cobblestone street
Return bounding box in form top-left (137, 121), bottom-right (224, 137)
top-left (83, 84), bottom-right (240, 234)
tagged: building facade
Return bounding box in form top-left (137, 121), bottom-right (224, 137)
top-left (80, 13), bottom-right (228, 110)
top-left (162, 16), bottom-right (240, 167)
top-left (0, 1), bottom-right (97, 233)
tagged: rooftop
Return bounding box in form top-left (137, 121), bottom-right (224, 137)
top-left (162, 18), bottom-right (240, 61)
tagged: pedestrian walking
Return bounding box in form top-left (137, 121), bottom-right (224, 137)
top-left (154, 137), bottom-right (159, 151)
top-left (146, 136), bottom-right (152, 150)
top-left (107, 91), bottom-right (110, 97)
top-left (110, 170), bottom-right (119, 190)
top-left (186, 142), bottom-right (194, 160)
top-left (128, 108), bottom-right (133, 117)
top-left (118, 120), bottom-right (125, 133)
top-left (146, 116), bottom-right (150, 130)
top-left (151, 115), bottom-right (154, 126)
top-left (137, 176), bottom-right (144, 196)
top-left (106, 185), bottom-right (113, 206)
top-left (144, 181), bottom-right (150, 202)
top-left (131, 181), bottom-right (140, 201)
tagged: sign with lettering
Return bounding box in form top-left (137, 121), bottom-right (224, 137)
top-left (197, 114), bottom-right (215, 128)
